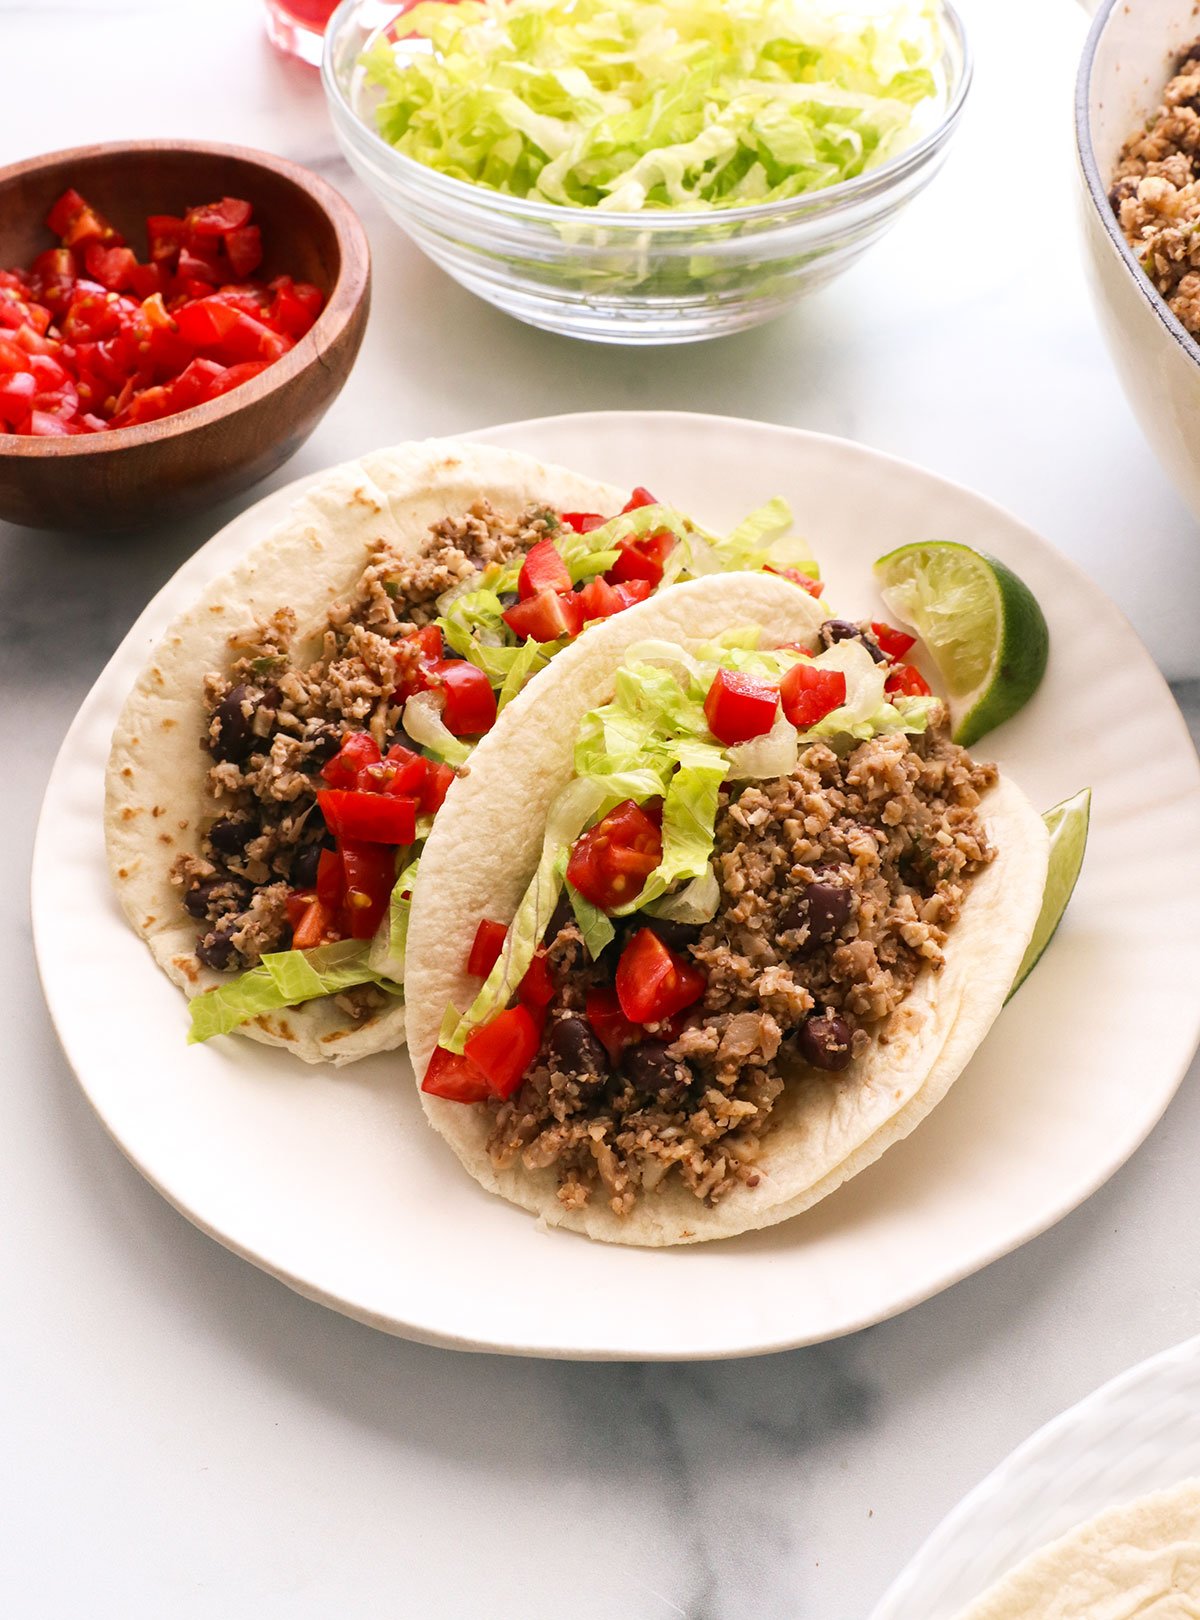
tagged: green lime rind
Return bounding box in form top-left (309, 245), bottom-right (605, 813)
top-left (1007, 787), bottom-right (1091, 1002)
top-left (873, 541), bottom-right (1050, 747)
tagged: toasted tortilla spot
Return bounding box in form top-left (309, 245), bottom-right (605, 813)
top-left (120, 807), bottom-right (140, 821)
top-left (152, 805), bottom-right (165, 818)
top-left (161, 717), bottom-right (177, 730)
top-left (117, 866), bottom-right (129, 879)
top-left (121, 766), bottom-right (133, 779)
top-left (143, 916), bottom-right (155, 927)
top-left (172, 955), bottom-right (199, 984)
top-left (208, 603), bottom-right (225, 614)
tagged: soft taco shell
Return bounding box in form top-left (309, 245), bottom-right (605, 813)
top-left (948, 1481), bottom-right (1200, 1619)
top-left (105, 438), bottom-right (623, 1066)
top-left (404, 572), bottom-right (1050, 1245)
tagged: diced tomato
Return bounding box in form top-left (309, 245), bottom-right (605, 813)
top-left (585, 985), bottom-right (642, 1062)
top-left (287, 894), bottom-right (338, 950)
top-left (518, 537), bottom-right (572, 600)
top-left (780, 661), bottom-right (847, 729)
top-left (576, 575), bottom-right (626, 622)
top-left (47, 188), bottom-right (120, 249)
top-left (268, 277), bottom-right (324, 337)
top-left (467, 918), bottom-right (509, 979)
top-left (27, 410), bottom-right (77, 436)
top-left (317, 789), bottom-right (417, 845)
top-left (559, 511), bottom-right (607, 533)
top-left (395, 623), bottom-right (444, 700)
top-left (429, 659), bottom-right (497, 737)
top-left (621, 486), bottom-right (658, 512)
top-left (340, 842), bottom-right (396, 939)
top-left (502, 588), bottom-right (584, 643)
top-left (321, 731), bottom-right (382, 790)
top-left (885, 663), bottom-right (933, 697)
top-left (0, 188), bottom-right (322, 437)
top-left (0, 371), bottom-right (35, 427)
top-left (316, 848), bottom-right (344, 908)
top-left (615, 928), bottom-right (706, 1025)
top-left (204, 359), bottom-right (270, 398)
top-left (185, 197), bottom-right (253, 237)
top-left (566, 799), bottom-right (663, 912)
top-left (420, 760), bottom-right (456, 815)
top-left (362, 744), bottom-right (428, 797)
top-left (871, 621), bottom-right (917, 660)
top-left (165, 357), bottom-right (227, 412)
top-left (519, 949), bottom-right (555, 1009)
top-left (463, 1004), bottom-right (542, 1101)
top-left (704, 668), bottom-right (779, 745)
top-left (421, 1044), bottom-right (493, 1103)
top-left (174, 296), bottom-right (240, 346)
top-left (224, 225), bottom-right (263, 278)
top-left (83, 244), bottom-right (139, 292)
top-left (607, 528), bottom-right (676, 589)
top-left (765, 564), bottom-right (825, 599)
top-left (613, 580), bottom-right (654, 610)
top-left (146, 214), bottom-right (186, 265)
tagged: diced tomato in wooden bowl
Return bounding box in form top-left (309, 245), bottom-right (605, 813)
top-left (0, 140), bottom-right (371, 531)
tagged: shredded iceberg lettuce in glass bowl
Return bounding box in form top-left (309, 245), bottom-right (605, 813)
top-left (322, 0), bottom-right (970, 344)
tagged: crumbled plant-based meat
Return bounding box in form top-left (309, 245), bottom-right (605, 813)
top-left (1110, 40), bottom-right (1200, 337)
top-left (486, 718), bottom-right (997, 1218)
top-left (179, 500), bottom-right (557, 971)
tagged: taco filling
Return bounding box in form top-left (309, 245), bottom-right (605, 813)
top-left (423, 623), bottom-right (1001, 1217)
top-left (181, 486), bottom-right (822, 1043)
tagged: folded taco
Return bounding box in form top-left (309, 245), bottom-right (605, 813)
top-left (106, 438), bottom-right (821, 1065)
top-left (404, 572), bottom-right (1049, 1245)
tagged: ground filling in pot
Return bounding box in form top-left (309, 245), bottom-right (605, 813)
top-left (1110, 39), bottom-right (1200, 337)
top-left (170, 500), bottom-right (555, 982)
top-left (489, 721), bottom-right (997, 1217)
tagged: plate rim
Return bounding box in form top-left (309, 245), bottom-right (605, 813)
top-left (31, 409), bottom-right (1200, 1359)
top-left (867, 1331), bottom-right (1200, 1617)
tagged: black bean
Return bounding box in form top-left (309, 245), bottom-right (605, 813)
top-left (819, 619), bottom-right (886, 663)
top-left (306, 724), bottom-right (343, 766)
top-left (209, 684), bottom-right (256, 762)
top-left (542, 892), bottom-right (574, 947)
top-left (290, 843), bottom-right (324, 890)
top-left (797, 1011), bottom-right (853, 1072)
top-left (644, 917), bottom-right (702, 952)
top-left (196, 928), bottom-right (235, 970)
top-left (780, 881), bottom-right (852, 945)
top-left (548, 1016), bottom-right (608, 1077)
top-left (208, 816), bottom-right (256, 857)
top-left (622, 1040), bottom-right (685, 1094)
top-left (184, 875), bottom-right (250, 920)
top-left (498, 592), bottom-right (519, 609)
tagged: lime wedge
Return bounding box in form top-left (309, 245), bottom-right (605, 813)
top-left (873, 541), bottom-right (1049, 746)
top-left (1007, 787), bottom-right (1091, 1000)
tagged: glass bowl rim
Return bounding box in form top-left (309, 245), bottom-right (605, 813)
top-left (321, 0), bottom-right (973, 233)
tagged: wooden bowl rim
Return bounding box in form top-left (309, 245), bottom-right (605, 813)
top-left (0, 138), bottom-right (371, 460)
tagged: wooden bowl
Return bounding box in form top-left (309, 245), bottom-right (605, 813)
top-left (0, 140), bottom-right (371, 531)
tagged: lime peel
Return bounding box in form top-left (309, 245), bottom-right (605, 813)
top-left (873, 540), bottom-right (1049, 747)
top-left (1007, 787), bottom-right (1091, 1000)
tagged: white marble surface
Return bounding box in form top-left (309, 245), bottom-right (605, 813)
top-left (5, 0), bottom-right (1200, 1616)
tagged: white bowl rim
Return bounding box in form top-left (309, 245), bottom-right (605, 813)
top-left (322, 0), bottom-right (973, 232)
top-left (1075, 0), bottom-right (1200, 373)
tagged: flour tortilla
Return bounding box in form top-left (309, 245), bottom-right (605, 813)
top-left (105, 439), bottom-right (623, 1065)
top-left (950, 1481), bottom-right (1200, 1618)
top-left (404, 571), bottom-right (1050, 1246)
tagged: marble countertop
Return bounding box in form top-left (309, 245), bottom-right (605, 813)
top-left (5, 0), bottom-right (1200, 1615)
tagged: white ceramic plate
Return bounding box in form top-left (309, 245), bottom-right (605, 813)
top-left (32, 411), bottom-right (1200, 1359)
top-left (869, 1334), bottom-right (1200, 1618)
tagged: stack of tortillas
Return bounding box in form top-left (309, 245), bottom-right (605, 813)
top-left (949, 1481), bottom-right (1200, 1618)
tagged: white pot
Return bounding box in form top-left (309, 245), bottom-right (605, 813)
top-left (1077, 0), bottom-right (1200, 518)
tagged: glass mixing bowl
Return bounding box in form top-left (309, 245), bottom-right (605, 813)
top-left (323, 0), bottom-right (971, 346)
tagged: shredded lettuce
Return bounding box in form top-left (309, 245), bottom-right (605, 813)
top-left (566, 877), bottom-right (617, 959)
top-left (402, 691), bottom-right (472, 767)
top-left (187, 939), bottom-right (400, 1045)
top-left (363, 0), bottom-right (943, 214)
top-left (369, 852), bottom-right (421, 981)
top-left (644, 864), bottom-right (721, 925)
